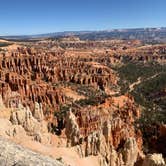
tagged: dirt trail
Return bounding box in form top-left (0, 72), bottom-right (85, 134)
top-left (129, 77), bottom-right (141, 92)
top-left (129, 73), bottom-right (161, 92)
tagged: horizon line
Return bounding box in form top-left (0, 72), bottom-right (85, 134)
top-left (0, 26), bottom-right (165, 37)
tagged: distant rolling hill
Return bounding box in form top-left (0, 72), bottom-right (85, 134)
top-left (1, 27), bottom-right (166, 42)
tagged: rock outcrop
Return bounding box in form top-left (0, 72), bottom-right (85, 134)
top-left (10, 103), bottom-right (51, 144)
top-left (65, 110), bottom-right (80, 146)
top-left (65, 95), bottom-right (142, 166)
top-left (33, 102), bottom-right (44, 121)
top-left (0, 137), bottom-right (64, 166)
top-left (142, 154), bottom-right (166, 166)
top-left (122, 137), bottom-right (139, 166)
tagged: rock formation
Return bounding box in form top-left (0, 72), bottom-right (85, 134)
top-left (0, 137), bottom-right (64, 166)
top-left (0, 38), bottom-right (165, 166)
top-left (10, 103), bottom-right (51, 144)
top-left (65, 95), bottom-right (143, 166)
top-left (142, 154), bottom-right (166, 166)
top-left (65, 110), bottom-right (80, 146)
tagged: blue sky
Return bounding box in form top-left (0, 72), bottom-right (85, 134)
top-left (0, 0), bottom-right (165, 35)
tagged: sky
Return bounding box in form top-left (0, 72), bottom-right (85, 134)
top-left (0, 0), bottom-right (166, 35)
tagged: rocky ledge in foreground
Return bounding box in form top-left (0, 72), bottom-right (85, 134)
top-left (0, 137), bottom-right (64, 166)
